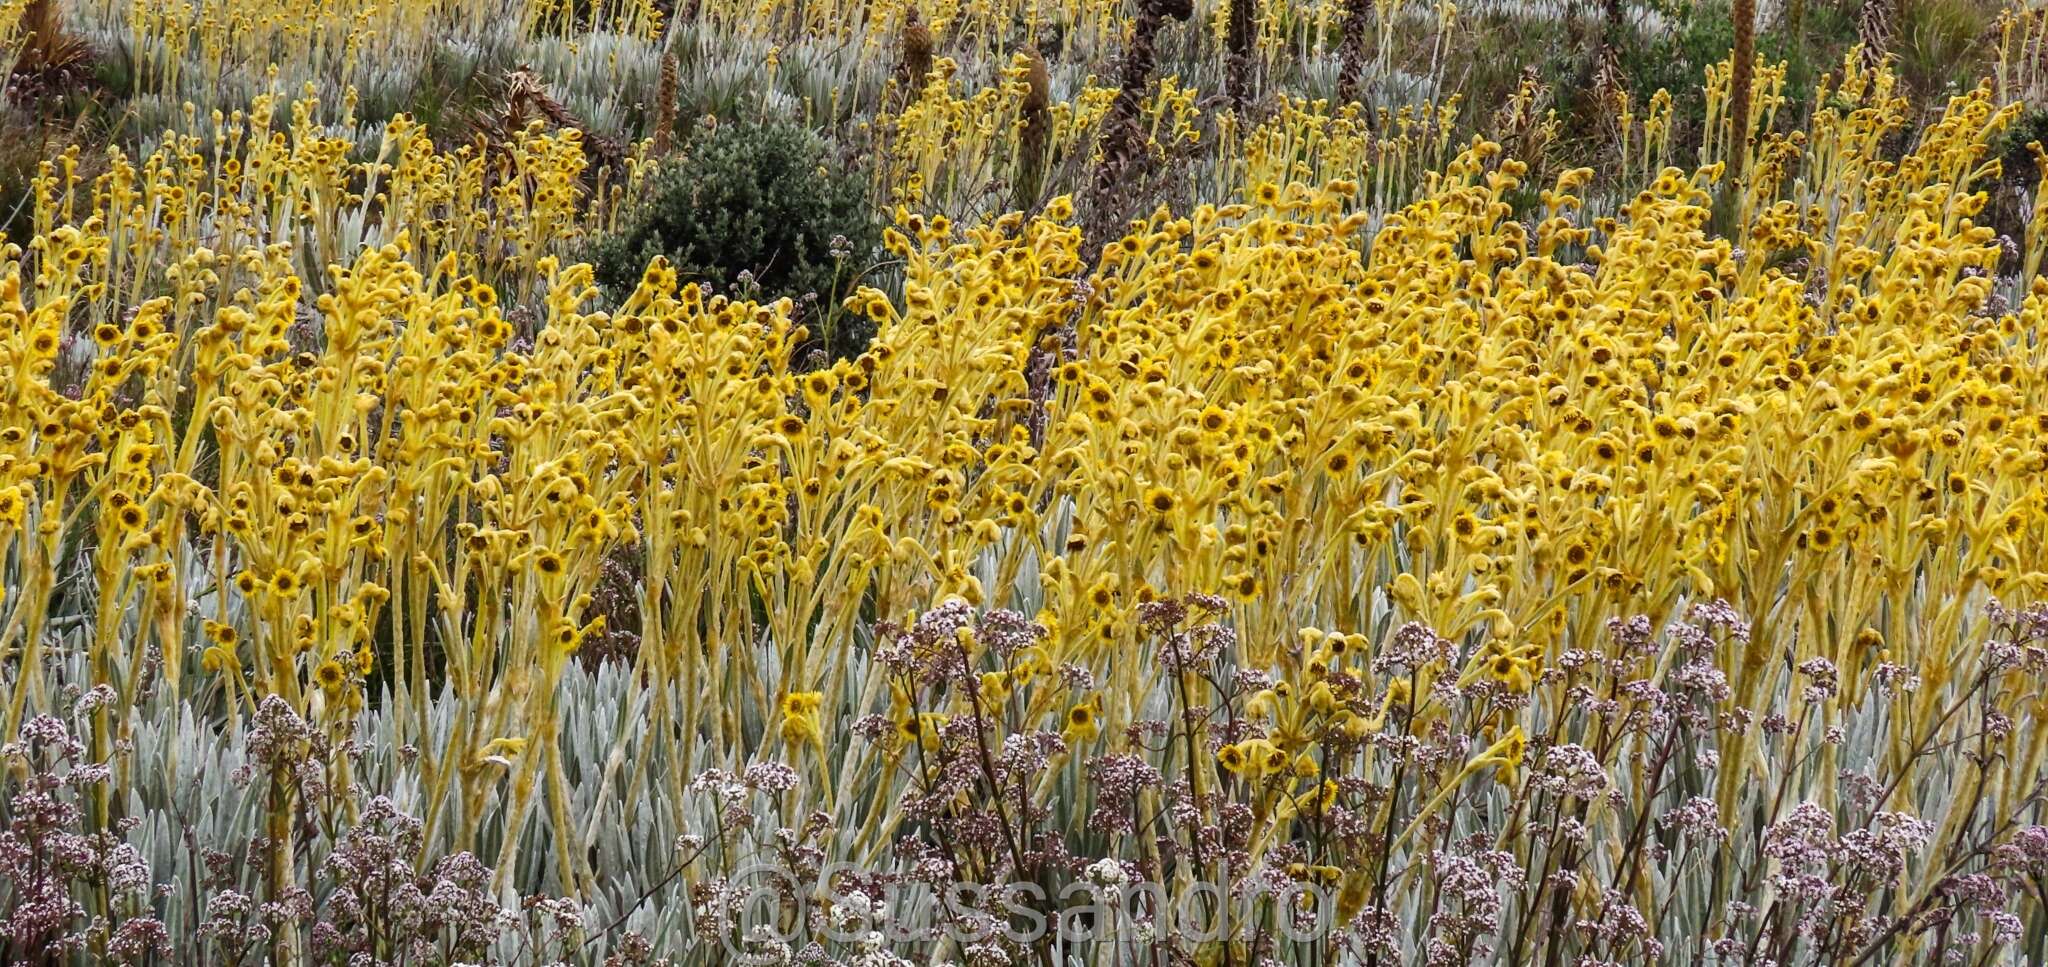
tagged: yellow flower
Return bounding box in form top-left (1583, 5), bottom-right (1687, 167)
top-left (780, 690), bottom-right (826, 747)
top-left (1291, 753), bottom-right (1319, 778)
top-left (0, 488), bottom-right (25, 529)
top-left (1143, 486), bottom-right (1177, 515)
top-left (1063, 699), bottom-right (1101, 744)
top-left (1219, 738), bottom-right (1288, 778)
top-left (899, 712), bottom-right (947, 749)
top-left (1297, 780), bottom-right (1339, 814)
top-left (114, 504), bottom-right (146, 531)
top-left (315, 660), bottom-right (347, 693)
top-left (1486, 653), bottom-right (1534, 692)
top-left (1481, 726), bottom-right (1528, 784)
top-left (270, 568), bottom-right (301, 598)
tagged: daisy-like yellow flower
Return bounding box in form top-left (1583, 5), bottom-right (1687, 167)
top-left (315, 660), bottom-right (347, 693)
top-left (780, 690), bottom-right (826, 747)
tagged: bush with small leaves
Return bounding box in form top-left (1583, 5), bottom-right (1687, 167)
top-left (590, 120), bottom-right (880, 359)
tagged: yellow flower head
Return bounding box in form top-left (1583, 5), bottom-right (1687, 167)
top-left (315, 660), bottom-right (347, 693)
top-left (780, 690), bottom-right (826, 747)
top-left (1063, 699), bottom-right (1101, 744)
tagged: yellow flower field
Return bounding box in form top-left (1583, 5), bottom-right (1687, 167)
top-left (7, 0), bottom-right (2048, 963)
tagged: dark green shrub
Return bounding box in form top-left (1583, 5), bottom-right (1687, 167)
top-left (1987, 108), bottom-right (2048, 179)
top-left (1613, 0), bottom-right (1731, 138)
top-left (589, 120), bottom-right (879, 359)
top-left (1984, 108), bottom-right (2048, 244)
top-left (1620, 0), bottom-right (1857, 154)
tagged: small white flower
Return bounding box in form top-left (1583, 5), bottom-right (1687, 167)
top-left (831, 893), bottom-right (874, 927)
top-left (1085, 857), bottom-right (1129, 886)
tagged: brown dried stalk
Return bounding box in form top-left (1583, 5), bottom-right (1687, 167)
top-left (1013, 45), bottom-right (1052, 213)
top-left (1729, 0), bottom-right (1756, 180)
top-left (895, 9), bottom-right (934, 105)
top-left (472, 68), bottom-right (627, 175)
top-left (1336, 0), bottom-right (1374, 106)
top-left (652, 52), bottom-right (679, 156)
top-left (1859, 0), bottom-right (1896, 73)
top-left (1225, 0), bottom-right (1259, 112)
top-left (1083, 0), bottom-right (1192, 254)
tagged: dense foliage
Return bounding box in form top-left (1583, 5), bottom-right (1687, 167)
top-left (589, 121), bottom-right (878, 357)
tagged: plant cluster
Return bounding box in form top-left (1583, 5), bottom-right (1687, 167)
top-left (7, 0), bottom-right (2048, 963)
top-left (587, 120), bottom-right (879, 358)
